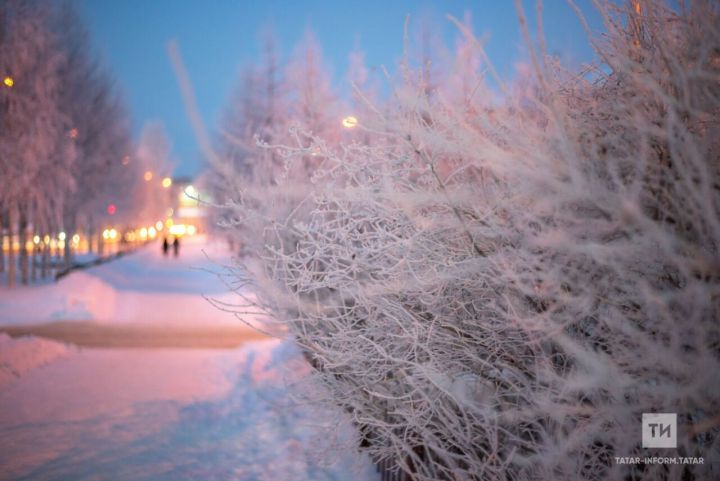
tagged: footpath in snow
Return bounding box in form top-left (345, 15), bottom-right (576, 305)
top-left (0, 235), bottom-right (251, 327)
top-left (0, 337), bottom-right (378, 481)
top-left (0, 236), bottom-right (379, 480)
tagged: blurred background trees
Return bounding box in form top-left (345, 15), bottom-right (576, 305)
top-left (0, 0), bottom-right (139, 286)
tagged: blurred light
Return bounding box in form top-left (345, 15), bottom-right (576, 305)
top-left (148, 226), bottom-right (157, 239)
top-left (33, 235), bottom-right (40, 245)
top-left (169, 224), bottom-right (186, 236)
top-left (166, 208), bottom-right (174, 218)
top-left (68, 128), bottom-right (79, 139)
top-left (180, 185), bottom-right (199, 207)
top-left (109, 228), bottom-right (118, 240)
top-left (122, 155), bottom-right (130, 165)
top-left (144, 171), bottom-right (153, 182)
top-left (102, 229), bottom-right (110, 240)
top-left (139, 227), bottom-right (148, 239)
top-left (72, 234), bottom-right (80, 246)
top-left (187, 225), bottom-right (197, 235)
top-left (165, 218), bottom-right (174, 229)
top-left (58, 232), bottom-right (66, 241)
top-left (342, 116), bottom-right (358, 128)
top-left (43, 235), bottom-right (50, 245)
top-left (58, 240), bottom-right (65, 249)
top-left (107, 203), bottom-right (116, 215)
top-left (3, 76), bottom-right (13, 88)
top-left (162, 177), bottom-right (172, 188)
top-left (155, 221), bottom-right (163, 231)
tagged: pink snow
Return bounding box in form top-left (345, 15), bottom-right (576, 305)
top-left (0, 236), bottom-right (377, 480)
top-left (0, 338), bottom-right (378, 481)
top-left (0, 333), bottom-right (72, 389)
top-left (0, 235), bottom-right (260, 327)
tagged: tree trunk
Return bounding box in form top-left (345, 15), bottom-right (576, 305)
top-left (0, 210), bottom-right (5, 275)
top-left (41, 243), bottom-right (48, 279)
top-left (87, 217), bottom-right (94, 254)
top-left (31, 234), bottom-right (37, 282)
top-left (63, 213), bottom-right (75, 268)
top-left (7, 210), bottom-right (15, 288)
top-left (19, 210), bottom-right (29, 285)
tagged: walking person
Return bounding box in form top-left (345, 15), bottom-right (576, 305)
top-left (172, 237), bottom-right (180, 257)
top-left (162, 237), bottom-right (169, 256)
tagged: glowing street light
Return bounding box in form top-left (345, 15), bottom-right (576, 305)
top-left (161, 177), bottom-right (172, 188)
top-left (68, 128), bottom-right (79, 139)
top-left (342, 115), bottom-right (358, 128)
top-left (3, 76), bottom-right (13, 88)
top-left (144, 170), bottom-right (153, 182)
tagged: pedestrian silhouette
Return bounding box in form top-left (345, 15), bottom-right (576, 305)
top-left (162, 237), bottom-right (169, 256)
top-left (173, 237), bottom-right (180, 257)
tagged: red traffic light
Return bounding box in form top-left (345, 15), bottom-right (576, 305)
top-left (107, 204), bottom-right (117, 215)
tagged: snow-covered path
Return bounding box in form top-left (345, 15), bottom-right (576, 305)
top-left (0, 235), bottom-right (250, 327)
top-left (0, 339), bottom-right (377, 481)
top-left (0, 237), bottom-right (378, 480)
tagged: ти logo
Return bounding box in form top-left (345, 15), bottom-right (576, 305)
top-left (642, 413), bottom-right (677, 448)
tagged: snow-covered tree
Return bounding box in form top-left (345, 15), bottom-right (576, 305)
top-left (52, 2), bottom-right (134, 265)
top-left (219, 1), bottom-right (720, 480)
top-left (0, 0), bottom-right (73, 286)
top-left (0, 0), bottom-right (134, 285)
top-left (134, 122), bottom-right (174, 227)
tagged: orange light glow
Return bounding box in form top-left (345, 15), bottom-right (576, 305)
top-left (3, 76), bottom-right (13, 88)
top-left (144, 171), bottom-right (153, 182)
top-left (162, 177), bottom-right (172, 188)
top-left (68, 128), bottom-right (79, 139)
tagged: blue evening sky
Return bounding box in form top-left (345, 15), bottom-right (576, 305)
top-left (77, 1), bottom-right (605, 178)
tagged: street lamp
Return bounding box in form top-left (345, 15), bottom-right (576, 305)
top-left (3, 76), bottom-right (14, 88)
top-left (342, 115), bottom-right (358, 128)
top-left (161, 177), bottom-right (172, 188)
top-left (143, 171), bottom-right (153, 182)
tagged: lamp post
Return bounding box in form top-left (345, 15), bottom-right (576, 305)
top-left (342, 115), bottom-right (358, 128)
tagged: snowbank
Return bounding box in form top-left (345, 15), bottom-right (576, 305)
top-left (0, 333), bottom-right (72, 389)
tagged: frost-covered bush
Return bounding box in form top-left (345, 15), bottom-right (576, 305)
top-left (219, 2), bottom-right (720, 480)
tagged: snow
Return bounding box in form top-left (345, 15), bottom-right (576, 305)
top-left (0, 333), bottom-right (72, 389)
top-left (0, 235), bottom-right (253, 327)
top-left (0, 236), bottom-right (377, 480)
top-left (0, 337), bottom-right (378, 481)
